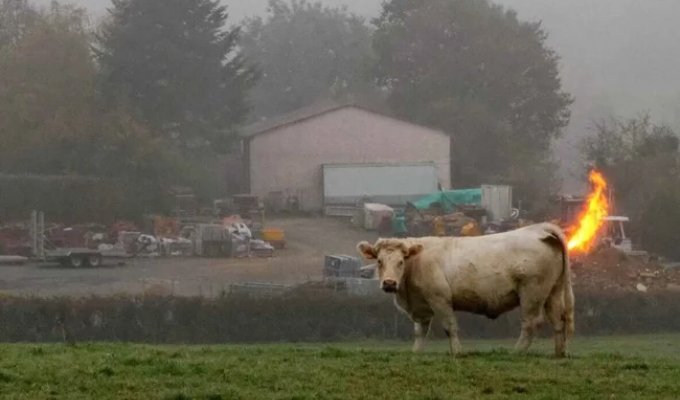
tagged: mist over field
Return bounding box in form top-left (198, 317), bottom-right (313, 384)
top-left (1, 1), bottom-right (679, 398)
top-left (31, 0), bottom-right (680, 192)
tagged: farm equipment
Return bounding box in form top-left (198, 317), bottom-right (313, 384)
top-left (404, 206), bottom-right (484, 238)
top-left (42, 247), bottom-right (104, 268)
top-left (399, 188), bottom-right (489, 237)
top-left (193, 224), bottom-right (232, 257)
top-left (323, 255), bottom-right (373, 278)
top-left (600, 216), bottom-right (633, 253)
top-left (214, 194), bottom-right (265, 232)
top-left (232, 194), bottom-right (265, 231)
top-left (29, 211), bottom-right (115, 268)
top-left (397, 186), bottom-right (524, 238)
top-left (261, 228), bottom-right (286, 249)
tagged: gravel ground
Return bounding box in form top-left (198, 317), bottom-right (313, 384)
top-left (0, 217), bottom-right (377, 297)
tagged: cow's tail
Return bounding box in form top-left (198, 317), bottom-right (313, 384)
top-left (541, 223), bottom-right (575, 336)
top-left (561, 248), bottom-right (575, 336)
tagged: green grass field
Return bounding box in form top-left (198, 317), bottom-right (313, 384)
top-left (0, 335), bottom-right (678, 399)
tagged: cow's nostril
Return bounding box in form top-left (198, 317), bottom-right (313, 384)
top-left (382, 280), bottom-right (398, 292)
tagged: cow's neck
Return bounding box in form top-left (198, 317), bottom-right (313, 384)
top-left (397, 263), bottom-right (415, 306)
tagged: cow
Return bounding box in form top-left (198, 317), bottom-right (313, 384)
top-left (356, 223), bottom-right (574, 358)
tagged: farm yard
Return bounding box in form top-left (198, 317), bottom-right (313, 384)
top-left (0, 218), bottom-right (378, 297)
top-left (0, 335), bottom-right (677, 399)
top-left (0, 216), bottom-right (679, 344)
top-left (2, 216), bottom-right (680, 297)
top-left (0, 188), bottom-right (678, 400)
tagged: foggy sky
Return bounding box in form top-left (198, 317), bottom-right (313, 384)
top-left (32, 0), bottom-right (382, 20)
top-left (33, 0), bottom-right (680, 193)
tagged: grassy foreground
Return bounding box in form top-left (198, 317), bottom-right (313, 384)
top-left (0, 335), bottom-right (677, 399)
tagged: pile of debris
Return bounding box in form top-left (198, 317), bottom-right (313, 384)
top-left (0, 211), bottom-right (281, 260)
top-left (572, 248), bottom-right (680, 293)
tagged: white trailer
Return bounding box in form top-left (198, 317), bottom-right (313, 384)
top-left (29, 211), bottom-right (131, 268)
top-left (322, 162), bottom-right (441, 216)
top-left (481, 184), bottom-right (513, 222)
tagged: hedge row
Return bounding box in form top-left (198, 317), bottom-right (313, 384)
top-left (0, 289), bottom-right (677, 343)
top-left (0, 176), bottom-right (167, 223)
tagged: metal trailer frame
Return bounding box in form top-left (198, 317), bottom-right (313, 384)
top-left (29, 210), bottom-right (120, 268)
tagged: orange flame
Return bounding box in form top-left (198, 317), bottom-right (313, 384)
top-left (567, 170), bottom-right (610, 253)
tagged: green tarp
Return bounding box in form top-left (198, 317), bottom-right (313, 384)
top-left (408, 189), bottom-right (482, 213)
top-left (391, 211), bottom-right (407, 236)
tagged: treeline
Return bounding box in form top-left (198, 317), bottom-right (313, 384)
top-left (582, 114), bottom-right (680, 260)
top-left (0, 0), bottom-right (573, 220)
top-left (1, 0), bottom-right (678, 256)
top-left (0, 1), bottom-right (203, 218)
top-left (0, 289), bottom-right (676, 343)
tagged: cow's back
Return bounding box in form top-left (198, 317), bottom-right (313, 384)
top-left (407, 224), bottom-right (565, 318)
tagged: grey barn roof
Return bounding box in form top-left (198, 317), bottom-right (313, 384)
top-left (239, 100), bottom-right (448, 139)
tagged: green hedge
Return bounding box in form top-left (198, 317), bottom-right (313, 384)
top-left (0, 289), bottom-right (677, 343)
top-left (0, 176), bottom-right (168, 223)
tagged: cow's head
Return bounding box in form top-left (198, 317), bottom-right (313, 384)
top-left (356, 239), bottom-right (423, 293)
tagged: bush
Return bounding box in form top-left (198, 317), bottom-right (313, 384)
top-left (639, 188), bottom-right (680, 261)
top-left (0, 290), bottom-right (677, 343)
top-left (0, 176), bottom-right (170, 223)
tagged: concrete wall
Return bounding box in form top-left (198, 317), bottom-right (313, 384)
top-left (248, 107), bottom-right (451, 211)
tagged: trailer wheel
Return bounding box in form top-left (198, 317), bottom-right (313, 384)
top-left (86, 254), bottom-right (102, 268)
top-left (68, 255), bottom-right (84, 268)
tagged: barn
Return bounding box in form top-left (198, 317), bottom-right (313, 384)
top-left (240, 103), bottom-right (451, 213)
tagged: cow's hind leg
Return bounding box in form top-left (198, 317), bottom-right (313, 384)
top-left (412, 318), bottom-right (432, 353)
top-left (545, 289), bottom-right (567, 358)
top-left (515, 294), bottom-right (544, 353)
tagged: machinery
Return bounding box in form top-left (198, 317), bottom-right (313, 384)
top-left (30, 211), bottom-right (106, 268)
top-left (193, 224), bottom-right (232, 258)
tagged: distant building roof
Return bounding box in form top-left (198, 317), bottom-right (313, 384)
top-left (239, 100), bottom-right (447, 139)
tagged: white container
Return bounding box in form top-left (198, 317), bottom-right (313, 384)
top-left (363, 203), bottom-right (394, 231)
top-left (323, 162), bottom-right (441, 208)
top-left (481, 185), bottom-right (513, 222)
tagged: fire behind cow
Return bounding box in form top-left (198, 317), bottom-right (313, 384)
top-left (357, 223), bottom-right (575, 357)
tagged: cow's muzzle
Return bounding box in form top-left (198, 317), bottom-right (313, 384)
top-left (381, 279), bottom-right (398, 293)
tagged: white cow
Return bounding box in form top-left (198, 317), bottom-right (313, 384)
top-left (357, 223), bottom-right (574, 357)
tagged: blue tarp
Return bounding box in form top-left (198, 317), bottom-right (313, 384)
top-left (408, 189), bottom-right (482, 213)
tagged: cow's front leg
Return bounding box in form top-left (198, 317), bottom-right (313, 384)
top-left (430, 300), bottom-right (461, 356)
top-left (412, 318), bottom-right (432, 353)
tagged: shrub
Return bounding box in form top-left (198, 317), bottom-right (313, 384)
top-left (0, 290), bottom-right (676, 343)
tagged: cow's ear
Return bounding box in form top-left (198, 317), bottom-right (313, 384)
top-left (357, 241), bottom-right (377, 260)
top-left (405, 244), bottom-right (423, 259)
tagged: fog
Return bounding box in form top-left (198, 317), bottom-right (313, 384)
top-left (31, 0), bottom-right (383, 20)
top-left (31, 0), bottom-right (680, 193)
top-left (501, 0), bottom-right (680, 191)
top-left (0, 2), bottom-right (678, 388)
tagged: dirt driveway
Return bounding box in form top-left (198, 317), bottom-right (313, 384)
top-left (0, 218), bottom-right (377, 297)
